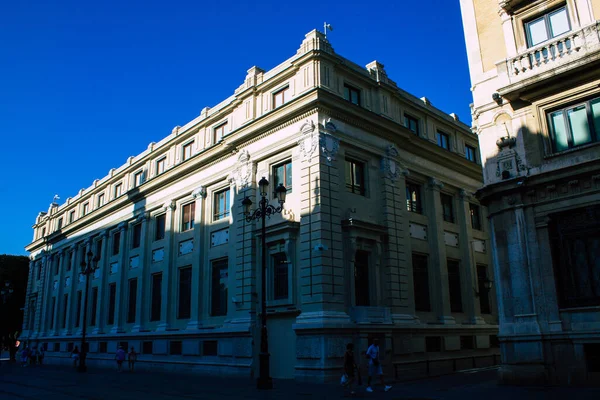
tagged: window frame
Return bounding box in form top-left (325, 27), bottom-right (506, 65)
top-left (82, 202), bottom-right (89, 216)
top-left (181, 202), bottom-right (196, 232)
top-left (524, 5), bottom-right (571, 48)
top-left (210, 258), bottom-right (228, 317)
top-left (131, 223), bottom-right (142, 249)
top-left (97, 193), bottom-right (105, 208)
top-left (465, 144), bottom-right (477, 163)
top-left (182, 141), bottom-right (194, 162)
top-left (406, 182), bottom-right (423, 214)
top-left (156, 157), bottom-right (166, 175)
top-left (112, 231), bottom-right (121, 256)
top-left (447, 259), bottom-right (463, 313)
top-left (436, 131), bottom-right (450, 150)
top-left (213, 122), bottom-right (227, 144)
top-left (69, 210), bottom-right (76, 223)
top-left (272, 85), bottom-right (290, 109)
top-left (412, 253), bottom-right (431, 312)
top-left (440, 193), bottom-right (455, 223)
top-left (404, 114), bottom-right (420, 135)
top-left (127, 278), bottom-right (137, 324)
top-left (150, 272), bottom-right (162, 322)
top-left (134, 170), bottom-right (144, 187)
top-left (213, 188), bottom-right (230, 222)
top-left (272, 160), bottom-right (292, 196)
top-left (345, 158), bottom-right (366, 196)
top-left (470, 203), bottom-right (482, 231)
top-left (546, 96), bottom-right (600, 153)
top-left (177, 266), bottom-right (192, 319)
top-left (343, 83), bottom-right (361, 106)
top-left (154, 213), bottom-right (166, 241)
top-left (114, 182), bottom-right (123, 198)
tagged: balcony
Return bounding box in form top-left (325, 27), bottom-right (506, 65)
top-left (497, 22), bottom-right (600, 101)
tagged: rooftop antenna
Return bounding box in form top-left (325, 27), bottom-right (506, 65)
top-left (324, 22), bottom-right (333, 39)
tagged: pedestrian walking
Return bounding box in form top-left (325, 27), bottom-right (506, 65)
top-left (38, 345), bottom-right (45, 365)
top-left (343, 343), bottom-right (357, 396)
top-left (365, 339), bottom-right (391, 393)
top-left (71, 346), bottom-right (80, 368)
top-left (20, 346), bottom-right (29, 367)
top-left (115, 346), bottom-right (126, 372)
top-left (128, 346), bottom-right (137, 372)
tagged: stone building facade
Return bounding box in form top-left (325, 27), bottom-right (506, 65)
top-left (24, 30), bottom-right (497, 381)
top-left (460, 0), bottom-right (600, 385)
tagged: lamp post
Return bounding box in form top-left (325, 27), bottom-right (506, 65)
top-left (78, 250), bottom-right (99, 373)
top-left (1, 281), bottom-right (14, 363)
top-left (241, 177), bottom-right (287, 390)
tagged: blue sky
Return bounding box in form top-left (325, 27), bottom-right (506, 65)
top-left (0, 0), bottom-right (472, 256)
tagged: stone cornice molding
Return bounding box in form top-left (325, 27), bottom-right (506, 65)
top-left (192, 185), bottom-right (207, 199)
top-left (117, 222), bottom-right (128, 231)
top-left (427, 177), bottom-right (444, 190)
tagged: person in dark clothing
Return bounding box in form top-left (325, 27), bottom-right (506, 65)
top-left (343, 343), bottom-right (357, 395)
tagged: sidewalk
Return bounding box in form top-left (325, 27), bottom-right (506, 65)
top-left (1, 362), bottom-right (599, 400)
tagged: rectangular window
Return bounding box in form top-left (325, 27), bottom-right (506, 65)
top-left (181, 202), bottom-right (195, 231)
top-left (75, 291), bottom-right (82, 328)
top-left (107, 283), bottom-right (116, 325)
top-left (404, 114), bottom-right (419, 135)
top-left (447, 259), bottom-right (463, 313)
top-left (436, 131), bottom-right (450, 150)
top-left (155, 214), bottom-right (166, 241)
top-left (460, 336), bottom-right (475, 350)
top-left (470, 203), bottom-right (482, 230)
top-left (214, 122), bottom-right (227, 143)
top-left (69, 210), bottom-right (76, 223)
top-left (57, 218), bottom-right (63, 230)
top-left (99, 342), bottom-right (108, 353)
top-left (54, 256), bottom-right (60, 275)
top-left (354, 250), bottom-right (370, 306)
top-left (142, 341), bottom-right (153, 355)
top-left (114, 183), bottom-right (123, 198)
top-left (182, 141), bottom-right (194, 161)
top-left (273, 161), bottom-right (292, 195)
top-left (156, 157), bottom-right (166, 175)
top-left (90, 287), bottom-right (98, 326)
top-left (66, 252), bottom-right (72, 271)
top-left (112, 231), bottom-right (121, 255)
top-left (97, 193), bottom-right (105, 207)
top-left (49, 297), bottom-right (56, 329)
top-left (548, 97), bottom-right (600, 152)
top-left (62, 294), bottom-right (68, 329)
top-left (525, 6), bottom-right (570, 48)
top-left (343, 83), bottom-right (361, 105)
top-left (272, 253), bottom-right (288, 301)
top-left (211, 258), bottom-right (228, 316)
top-left (127, 278), bottom-right (137, 323)
top-left (345, 158), bottom-right (365, 195)
top-left (82, 202), bottom-right (89, 216)
top-left (465, 145), bottom-right (477, 163)
top-left (441, 193), bottom-right (455, 223)
top-left (273, 86), bottom-right (289, 109)
top-left (425, 336), bottom-right (442, 352)
top-left (213, 189), bottom-right (230, 221)
top-left (54, 343), bottom-right (61, 352)
top-left (406, 183), bottom-right (423, 214)
top-left (150, 273), bottom-right (162, 322)
top-left (134, 171), bottom-right (144, 187)
top-left (177, 267), bottom-right (192, 319)
top-left (477, 265), bottom-right (491, 314)
top-left (202, 340), bottom-right (218, 356)
top-left (132, 223), bottom-right (142, 249)
top-left (412, 254), bottom-right (431, 311)
top-left (170, 341), bottom-right (182, 355)
top-left (96, 239), bottom-right (102, 259)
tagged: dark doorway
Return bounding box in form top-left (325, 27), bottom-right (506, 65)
top-left (354, 250), bottom-right (370, 306)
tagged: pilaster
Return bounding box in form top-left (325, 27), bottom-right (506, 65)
top-left (92, 231), bottom-right (109, 334)
top-left (157, 202), bottom-right (175, 332)
top-left (110, 222), bottom-right (128, 333)
top-left (64, 245), bottom-right (78, 335)
top-left (132, 215), bottom-right (148, 333)
top-left (51, 250), bottom-right (66, 335)
top-left (38, 254), bottom-right (52, 337)
top-left (187, 187), bottom-right (207, 330)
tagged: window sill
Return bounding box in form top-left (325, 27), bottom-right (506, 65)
top-left (544, 141), bottom-right (600, 159)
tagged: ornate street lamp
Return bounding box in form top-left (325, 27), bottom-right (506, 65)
top-left (241, 177), bottom-right (287, 390)
top-left (78, 250), bottom-right (99, 372)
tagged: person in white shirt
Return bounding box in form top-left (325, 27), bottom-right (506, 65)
top-left (365, 339), bottom-right (392, 393)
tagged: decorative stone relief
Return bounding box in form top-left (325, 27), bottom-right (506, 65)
top-left (53, 280), bottom-right (58, 290)
top-left (232, 150), bottom-right (252, 188)
top-left (319, 132), bottom-right (340, 165)
top-left (152, 248), bottom-right (164, 263)
top-left (296, 337), bottom-right (321, 359)
top-left (78, 274), bottom-right (85, 283)
top-left (211, 228), bottom-right (229, 247)
top-left (472, 240), bottom-right (486, 253)
top-left (129, 255), bottom-right (140, 269)
top-left (381, 144), bottom-right (408, 182)
top-left (179, 239), bottom-right (194, 256)
top-left (93, 268), bottom-right (100, 279)
top-left (444, 231), bottom-right (459, 247)
top-left (65, 277), bottom-right (71, 287)
top-left (298, 120), bottom-right (318, 161)
top-left (109, 262), bottom-right (118, 275)
top-left (427, 177), bottom-right (444, 190)
top-left (191, 186), bottom-right (207, 199)
top-left (409, 223), bottom-right (428, 240)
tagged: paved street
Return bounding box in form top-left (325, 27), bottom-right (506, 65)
top-left (1, 362), bottom-right (599, 400)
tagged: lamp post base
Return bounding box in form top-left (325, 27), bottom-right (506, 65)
top-left (256, 376), bottom-right (273, 390)
top-left (256, 352), bottom-right (272, 390)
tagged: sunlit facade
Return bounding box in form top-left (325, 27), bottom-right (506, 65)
top-left (24, 30), bottom-right (497, 381)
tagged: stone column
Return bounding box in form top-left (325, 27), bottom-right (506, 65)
top-left (425, 178), bottom-right (454, 324)
top-left (51, 250), bottom-right (66, 335)
top-left (157, 202), bottom-right (175, 331)
top-left (187, 187), bottom-right (207, 330)
top-left (64, 245), bottom-right (78, 335)
top-left (38, 254), bottom-right (53, 337)
top-left (93, 231), bottom-right (109, 334)
top-left (110, 222), bottom-right (128, 333)
top-left (458, 189), bottom-right (483, 324)
top-left (500, 10), bottom-right (517, 57)
top-left (133, 215), bottom-right (148, 332)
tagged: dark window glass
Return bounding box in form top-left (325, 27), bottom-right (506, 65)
top-left (108, 283), bottom-right (116, 325)
top-left (202, 340), bottom-right (218, 356)
top-left (177, 267), bottom-right (192, 319)
top-left (97, 193), bottom-right (105, 207)
top-left (343, 83), bottom-right (361, 105)
top-left (436, 131), bottom-right (450, 150)
top-left (54, 343), bottom-right (61, 352)
top-left (273, 161), bottom-right (292, 195)
top-left (66, 252), bottom-right (72, 272)
top-left (465, 145), bottom-right (477, 162)
top-left (477, 265), bottom-right (491, 314)
top-left (142, 341), bottom-right (153, 354)
top-left (425, 337), bottom-right (442, 352)
top-left (273, 86), bottom-right (289, 109)
top-left (119, 342), bottom-right (128, 351)
top-left (156, 157), bottom-right (166, 175)
top-left (181, 202), bottom-right (195, 231)
top-left (155, 214), bottom-right (166, 241)
top-left (406, 183), bottom-right (423, 213)
top-left (412, 254), bottom-right (430, 311)
top-left (50, 297), bottom-right (56, 329)
top-left (548, 97), bottom-right (600, 152)
top-left (447, 259), bottom-right (463, 313)
top-left (211, 258), bottom-right (228, 316)
top-left (404, 114), bottom-right (419, 135)
top-left (99, 342), bottom-right (108, 353)
top-left (525, 6), bottom-right (570, 47)
top-left (57, 218), bottom-right (63, 230)
top-left (134, 171), bottom-right (144, 187)
top-left (67, 343), bottom-right (74, 352)
top-left (112, 231), bottom-right (121, 256)
top-left (490, 335), bottom-right (500, 348)
top-left (127, 278), bottom-right (137, 323)
top-left (54, 255), bottom-right (60, 275)
top-left (96, 240), bottom-right (102, 259)
top-left (170, 341), bottom-right (182, 355)
top-left (549, 205), bottom-right (600, 308)
top-left (90, 287), bottom-right (98, 326)
top-left (69, 210), bottom-right (76, 223)
top-left (441, 193), bottom-right (455, 223)
top-left (272, 253), bottom-right (289, 301)
top-left (214, 123), bottom-right (227, 143)
top-left (75, 291), bottom-right (82, 328)
top-left (460, 336), bottom-right (475, 350)
top-left (150, 273), bottom-right (162, 322)
top-left (62, 294), bottom-right (68, 329)
top-left (354, 250), bottom-right (370, 306)
top-left (470, 204), bottom-right (482, 230)
top-left (213, 189), bottom-right (230, 221)
top-left (345, 159), bottom-right (365, 195)
top-left (132, 223), bottom-right (142, 249)
top-left (183, 141), bottom-right (194, 161)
